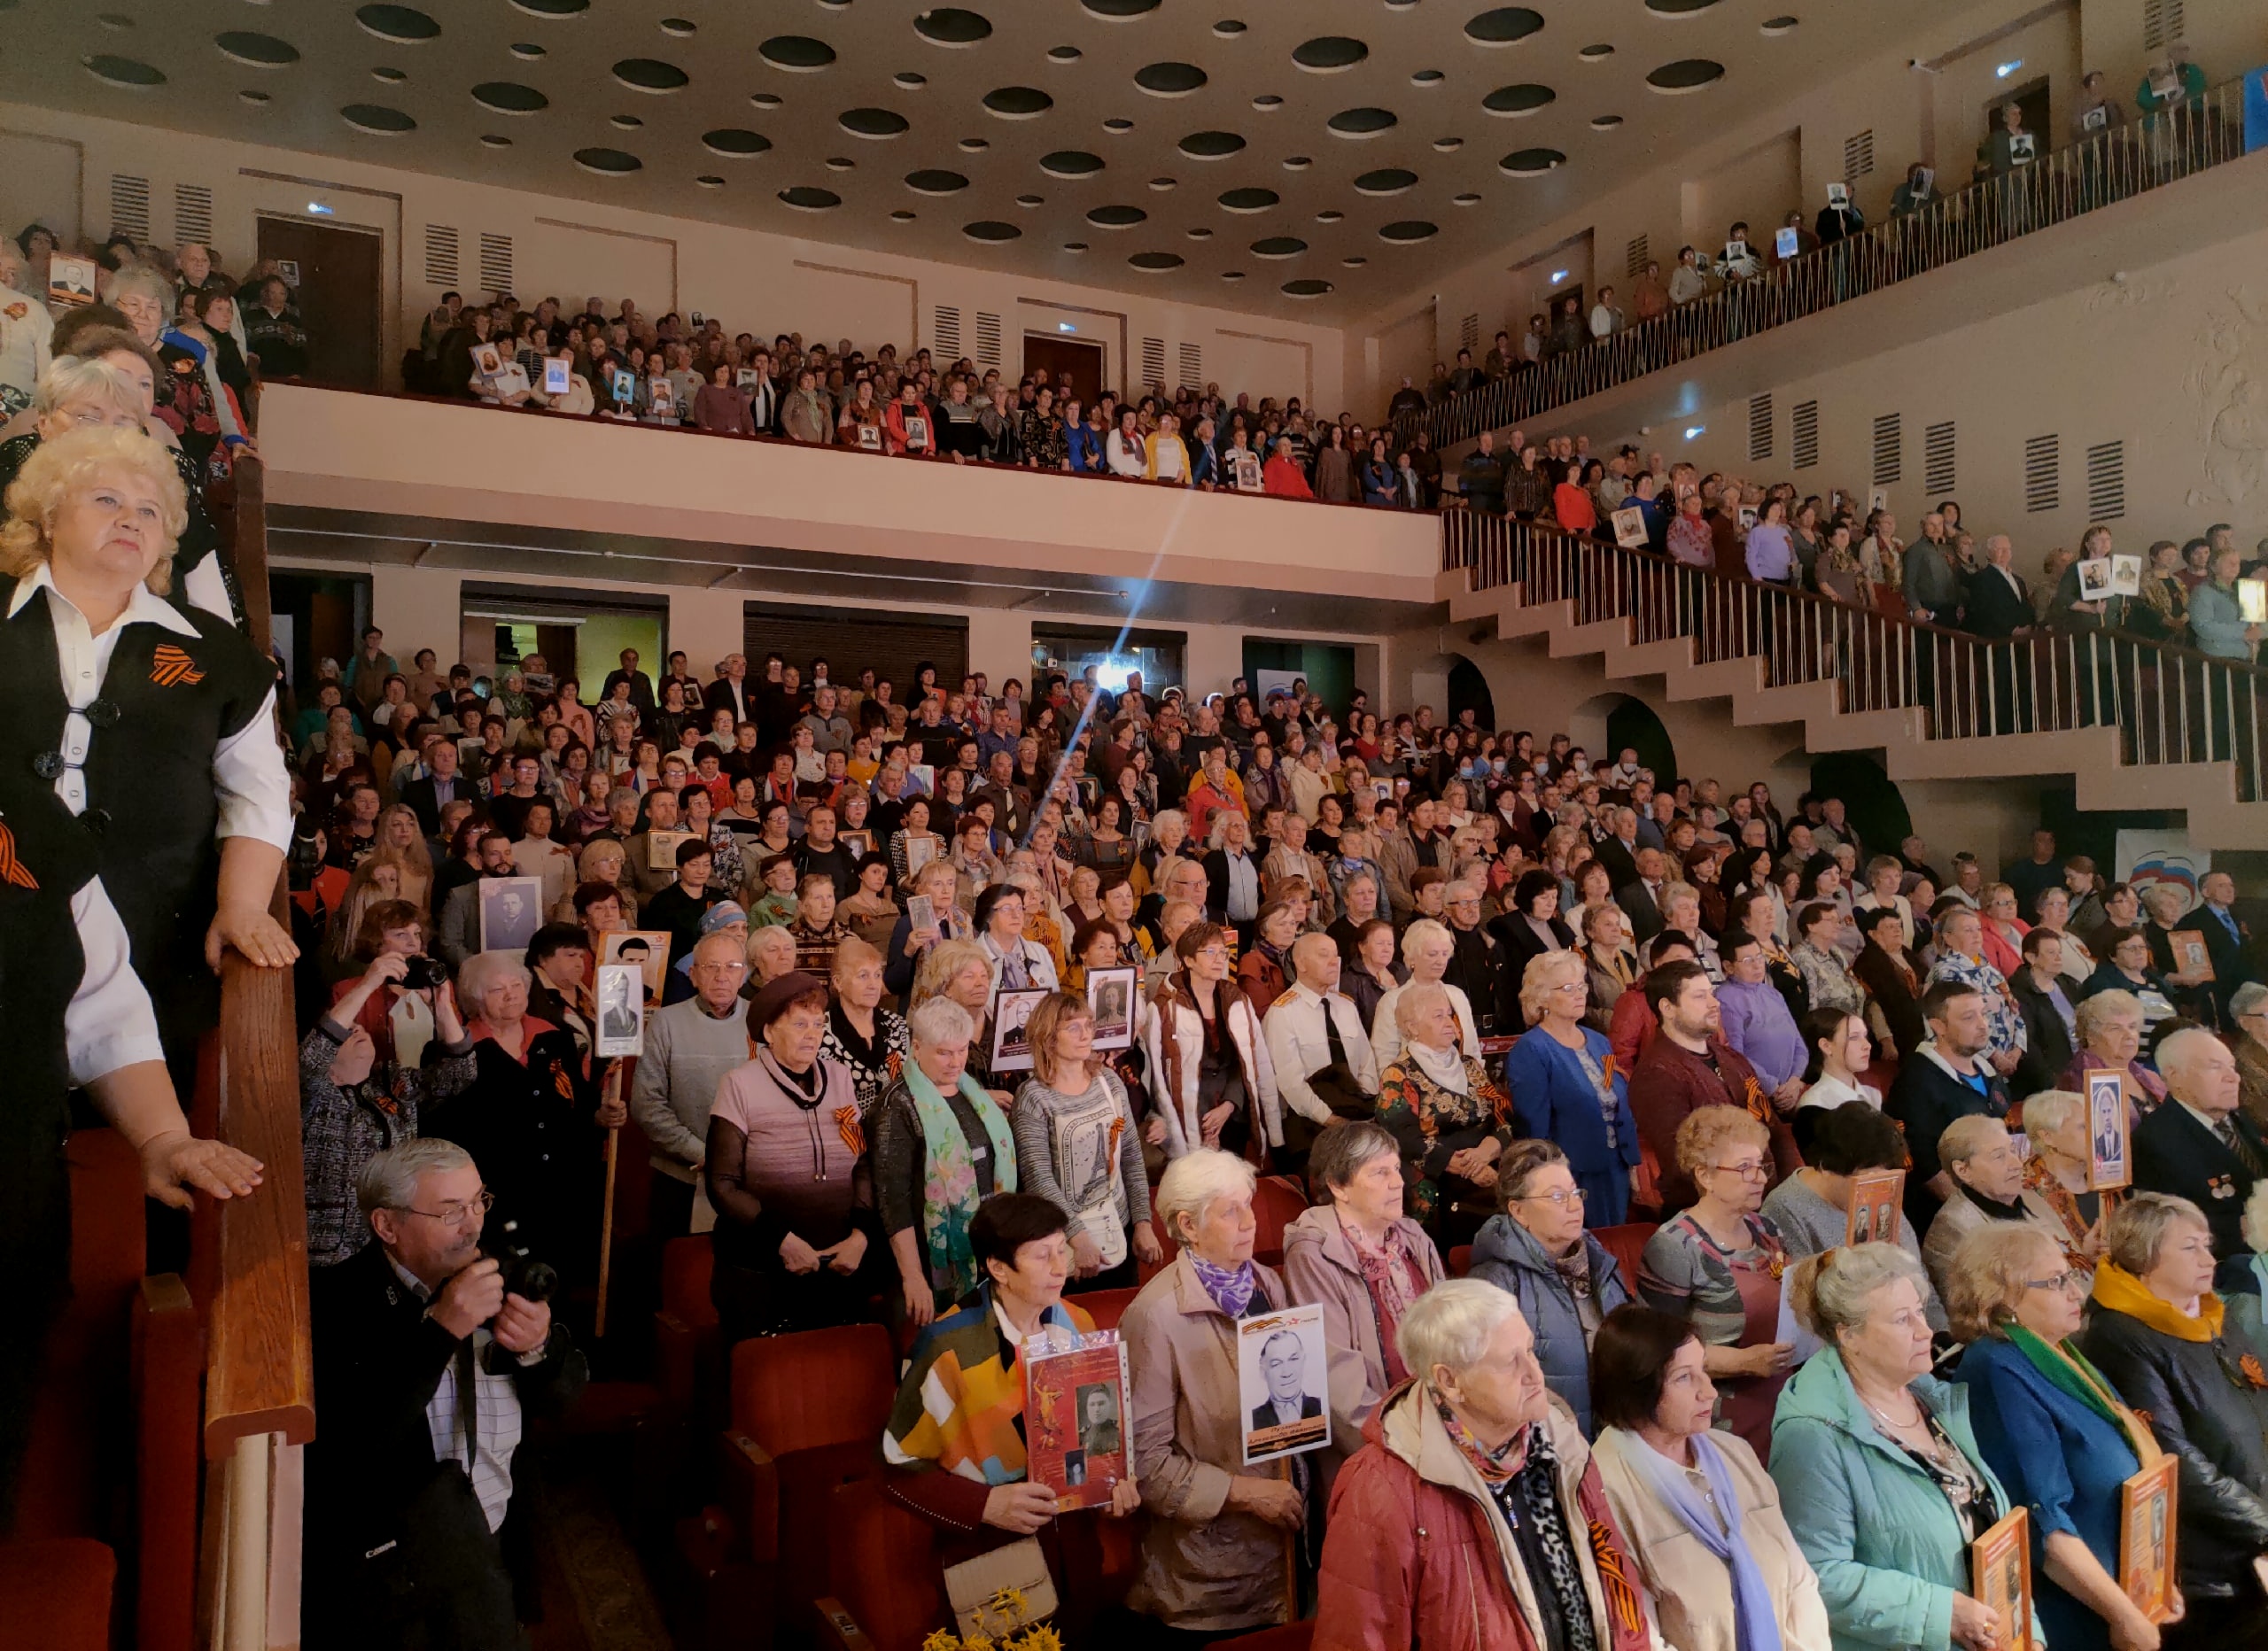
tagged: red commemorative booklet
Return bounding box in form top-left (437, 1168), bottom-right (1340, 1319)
top-left (1022, 1331), bottom-right (1130, 1511)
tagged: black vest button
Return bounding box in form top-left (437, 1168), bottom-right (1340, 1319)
top-left (84, 699), bottom-right (122, 729)
top-left (82, 808), bottom-right (111, 836)
top-left (31, 750), bottom-right (64, 779)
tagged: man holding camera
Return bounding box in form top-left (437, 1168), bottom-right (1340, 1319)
top-left (305, 1138), bottom-right (586, 1651)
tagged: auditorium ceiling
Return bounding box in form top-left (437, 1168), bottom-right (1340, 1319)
top-left (7, 0), bottom-right (1974, 322)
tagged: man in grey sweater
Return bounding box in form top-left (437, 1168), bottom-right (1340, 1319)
top-left (630, 930), bottom-right (752, 1239)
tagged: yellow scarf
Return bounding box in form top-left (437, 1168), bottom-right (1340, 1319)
top-left (2091, 1259), bottom-right (2224, 1344)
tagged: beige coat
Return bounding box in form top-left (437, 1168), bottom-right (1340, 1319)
top-left (1920, 1185), bottom-right (2070, 1301)
top-left (1278, 1205), bottom-right (1445, 1427)
top-left (1122, 1250), bottom-right (1364, 1633)
top-left (1590, 1425), bottom-right (1831, 1651)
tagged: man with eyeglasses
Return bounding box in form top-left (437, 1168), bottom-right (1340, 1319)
top-left (306, 1136), bottom-right (587, 1651)
top-left (632, 929), bottom-right (753, 1240)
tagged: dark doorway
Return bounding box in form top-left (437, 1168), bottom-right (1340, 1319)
top-left (1982, 76), bottom-right (2052, 161)
top-left (255, 213), bottom-right (384, 390)
top-left (1446, 656), bottom-right (1496, 732)
top-left (1809, 752), bottom-right (1912, 857)
top-left (1022, 333), bottom-right (1106, 407)
top-left (1604, 697), bottom-right (1676, 787)
top-left (268, 569), bottom-right (369, 702)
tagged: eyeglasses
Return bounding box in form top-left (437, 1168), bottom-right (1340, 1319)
top-left (2023, 1269), bottom-right (2085, 1294)
top-left (398, 1190), bottom-right (494, 1225)
top-left (1708, 1161), bottom-right (1771, 1182)
top-left (1517, 1187), bottom-right (1587, 1208)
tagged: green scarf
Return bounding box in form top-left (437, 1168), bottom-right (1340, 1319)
top-left (904, 1062), bottom-right (1017, 1306)
top-left (2005, 1322), bottom-right (2162, 1467)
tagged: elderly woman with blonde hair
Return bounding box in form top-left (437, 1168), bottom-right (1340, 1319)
top-left (1919, 1112), bottom-right (2069, 1299)
top-left (909, 934), bottom-right (1003, 1092)
top-left (1949, 1224), bottom-right (2173, 1651)
top-left (0, 422), bottom-right (293, 1050)
top-left (1122, 1147), bottom-right (1358, 1639)
top-left (1376, 979), bottom-right (1511, 1244)
top-left (2060, 987), bottom-right (2167, 1113)
top-left (1506, 947), bottom-right (1640, 1225)
top-left (2011, 1088), bottom-right (2109, 1274)
top-left (559, 837), bottom-right (638, 926)
top-left (1369, 916), bottom-right (1481, 1072)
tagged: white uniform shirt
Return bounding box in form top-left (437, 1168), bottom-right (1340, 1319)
top-left (65, 871), bottom-right (167, 1082)
top-left (1262, 983), bottom-right (1380, 1126)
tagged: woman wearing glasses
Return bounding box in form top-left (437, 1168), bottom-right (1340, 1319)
top-left (1469, 1139), bottom-right (1635, 1434)
top-left (1504, 948), bottom-right (1640, 1226)
top-left (1952, 1224), bottom-right (2178, 1651)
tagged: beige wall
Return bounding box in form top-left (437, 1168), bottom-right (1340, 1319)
top-left (0, 99), bottom-right (1343, 411)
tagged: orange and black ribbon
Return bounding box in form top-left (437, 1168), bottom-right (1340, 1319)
top-left (0, 819), bottom-right (36, 889)
top-left (150, 643), bottom-right (205, 686)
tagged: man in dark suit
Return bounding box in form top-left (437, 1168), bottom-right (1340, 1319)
top-left (707, 653), bottom-right (755, 728)
top-left (1884, 979), bottom-right (2012, 1231)
top-left (597, 647), bottom-right (656, 717)
top-left (2132, 1026), bottom-right (2264, 1268)
top-left (1962, 535), bottom-right (2037, 732)
top-left (1248, 1329), bottom-right (1323, 1434)
top-left (2190, 871), bottom-right (2256, 1028)
top-left (1615, 846), bottom-right (1670, 948)
top-left (1591, 807), bottom-right (1643, 889)
top-left (395, 738), bottom-right (465, 837)
top-left (304, 1138), bottom-right (586, 1651)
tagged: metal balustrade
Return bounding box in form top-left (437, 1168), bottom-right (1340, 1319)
top-left (1443, 509), bottom-right (2268, 802)
top-left (1394, 81), bottom-right (2250, 451)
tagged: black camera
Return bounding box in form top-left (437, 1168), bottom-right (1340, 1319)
top-left (484, 1219), bottom-right (558, 1305)
top-left (400, 954), bottom-right (447, 991)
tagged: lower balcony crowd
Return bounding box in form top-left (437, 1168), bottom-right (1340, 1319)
top-left (9, 249), bottom-right (2268, 1651)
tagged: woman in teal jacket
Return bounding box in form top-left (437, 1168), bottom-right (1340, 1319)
top-left (1769, 1243), bottom-right (2038, 1651)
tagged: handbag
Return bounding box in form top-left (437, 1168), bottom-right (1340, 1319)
top-left (943, 1536), bottom-right (1059, 1639)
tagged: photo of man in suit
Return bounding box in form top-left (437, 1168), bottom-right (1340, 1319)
top-left (1248, 1329), bottom-right (1323, 1434)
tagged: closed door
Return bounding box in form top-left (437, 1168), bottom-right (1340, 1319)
top-left (1021, 334), bottom-right (1105, 407)
top-left (254, 214), bottom-right (384, 390)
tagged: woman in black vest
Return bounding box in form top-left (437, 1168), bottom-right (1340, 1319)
top-left (0, 423), bottom-right (295, 1069)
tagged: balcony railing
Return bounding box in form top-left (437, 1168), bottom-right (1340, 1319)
top-left (1395, 78), bottom-right (2251, 451)
top-left (1443, 510), bottom-right (2268, 802)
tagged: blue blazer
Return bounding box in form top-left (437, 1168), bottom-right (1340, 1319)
top-left (1504, 1025), bottom-right (1638, 1222)
top-left (1955, 1334), bottom-right (2142, 1651)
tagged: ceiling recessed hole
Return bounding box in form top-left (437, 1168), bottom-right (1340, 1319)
top-left (1186, 227), bottom-right (1213, 238)
top-left (239, 89), bottom-right (272, 105)
top-left (1483, 82), bottom-right (1555, 116)
top-left (355, 4), bottom-right (439, 43)
top-left (1578, 42), bottom-right (1615, 60)
top-left (750, 92), bottom-right (783, 108)
top-left (1048, 45), bottom-right (1083, 62)
top-left (1591, 112), bottom-right (1624, 128)
top-left (1465, 7), bottom-right (1544, 44)
top-left (905, 168), bottom-right (969, 193)
top-left (1281, 154), bottom-right (1312, 170)
top-left (1040, 149), bottom-right (1104, 176)
top-left (614, 58), bottom-right (688, 92)
top-left (890, 209), bottom-right (916, 221)
top-left (825, 157), bottom-right (855, 170)
top-left (475, 81), bottom-right (549, 113)
top-left (1252, 94), bottom-right (1284, 110)
top-left (1379, 219), bottom-right (1438, 242)
top-left (1411, 69), bottom-right (1445, 86)
top-left (703, 128), bottom-right (771, 155)
top-left (510, 42), bottom-right (545, 58)
top-left (1326, 107), bottom-right (1397, 137)
top-left (1063, 241), bottom-right (1088, 251)
top-left (983, 86), bottom-right (1052, 118)
top-left (661, 17), bottom-right (696, 35)
top-left (1251, 235), bottom-right (1306, 258)
top-left (1016, 193), bottom-right (1044, 206)
top-left (914, 8), bottom-right (993, 45)
top-left (1760, 14), bottom-right (1798, 32)
top-left (83, 52), bottom-right (167, 87)
top-left (1282, 278), bottom-right (1332, 298)
top-left (1315, 209), bottom-right (1343, 223)
top-left (1645, 0), bottom-right (1720, 12)
top-left (216, 31), bottom-right (300, 66)
top-left (959, 136), bottom-right (990, 151)
top-left (1083, 0), bottom-right (1161, 14)
top-left (1213, 18), bottom-right (1247, 35)
top-left (840, 107), bottom-right (910, 137)
top-left (1103, 118), bottom-right (1134, 132)
top-left (1087, 204), bottom-right (1148, 227)
top-left (1179, 130), bottom-right (1247, 158)
top-left (695, 174), bottom-right (724, 187)
top-left (509, 0), bottom-right (586, 12)
top-left (574, 146), bottom-right (644, 174)
top-left (372, 66), bottom-right (408, 82)
top-left (757, 35), bottom-right (836, 71)
top-left (963, 220), bottom-right (1021, 240)
top-left (1149, 175), bottom-right (1177, 190)
top-left (341, 101), bottom-right (417, 132)
top-left (610, 114), bottom-right (642, 128)
top-left (1218, 186), bottom-right (1278, 212)
top-left (1433, 136), bottom-right (1465, 151)
top-left (1342, 255), bottom-right (1368, 267)
top-left (1293, 36), bottom-right (1368, 72)
top-left (1499, 145), bottom-right (1565, 174)
top-left (777, 185), bottom-right (842, 209)
top-left (1136, 61), bottom-right (1207, 96)
top-left (1453, 190), bottom-right (1482, 205)
top-left (1129, 251), bottom-right (1183, 270)
top-left (1646, 58), bottom-right (1726, 91)
top-left (97, 11), bottom-right (131, 27)
top-left (1354, 167), bottom-right (1418, 194)
top-left (479, 133), bottom-right (510, 146)
top-left (895, 72), bottom-right (928, 89)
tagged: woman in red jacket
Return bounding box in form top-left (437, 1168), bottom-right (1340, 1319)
top-left (1314, 1279), bottom-right (1655, 1651)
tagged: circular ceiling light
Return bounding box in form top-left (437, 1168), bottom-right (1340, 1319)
top-left (1465, 7), bottom-right (1544, 45)
top-left (895, 72), bottom-right (928, 89)
top-left (1179, 130), bottom-right (1246, 158)
top-left (983, 86), bottom-right (1052, 117)
top-left (341, 101), bottom-right (418, 131)
top-left (1354, 167), bottom-right (1417, 194)
top-left (1379, 219), bottom-right (1438, 241)
top-left (1129, 251), bottom-right (1183, 270)
top-left (1136, 61), bottom-right (1207, 96)
top-left (474, 81), bottom-right (548, 112)
top-left (703, 128), bottom-right (771, 155)
top-left (963, 220), bottom-right (1021, 241)
top-left (1292, 36), bottom-right (1368, 72)
top-left (778, 185), bottom-right (842, 209)
top-left (1250, 235), bottom-right (1306, 258)
top-left (576, 147), bottom-right (647, 174)
top-left (1082, 0), bottom-right (1161, 16)
top-left (355, 4), bottom-right (439, 42)
top-left (1646, 58), bottom-right (1726, 91)
top-left (1499, 145), bottom-right (1565, 174)
top-left (1282, 278), bottom-right (1332, 298)
top-left (1218, 186), bottom-right (1277, 211)
top-left (216, 31), bottom-right (299, 66)
top-left (914, 8), bottom-right (993, 44)
top-left (1041, 149), bottom-right (1104, 176)
top-left (613, 58), bottom-right (689, 92)
top-left (840, 106), bottom-right (910, 136)
top-left (1048, 44), bottom-right (1082, 61)
top-left (757, 35), bottom-right (835, 71)
top-left (905, 168), bottom-right (968, 193)
top-left (1087, 204), bottom-right (1147, 227)
top-left (1482, 82), bottom-right (1555, 115)
top-left (1326, 107), bottom-right (1397, 137)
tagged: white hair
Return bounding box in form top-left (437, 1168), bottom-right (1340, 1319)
top-left (356, 1136), bottom-right (473, 1217)
top-left (1790, 1241), bottom-right (1929, 1340)
top-left (2016, 1088), bottom-right (2085, 1141)
top-left (1152, 1147), bottom-right (1255, 1245)
top-left (456, 949), bottom-right (531, 1009)
top-left (35, 355), bottom-right (144, 418)
top-left (1400, 918), bottom-right (1452, 964)
top-left (905, 996), bottom-right (975, 1048)
top-left (1396, 1278), bottom-right (1524, 1385)
top-left (2156, 1026), bottom-right (2222, 1092)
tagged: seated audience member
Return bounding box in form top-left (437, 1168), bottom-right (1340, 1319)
top-left (1640, 1106), bottom-right (1793, 1461)
top-left (1312, 1279), bottom-right (1651, 1651)
top-left (1011, 989), bottom-right (1161, 1292)
top-left (2132, 1026), bottom-right (2264, 1269)
top-left (1628, 959), bottom-right (1781, 1213)
top-left (1589, 1305), bottom-right (1833, 1651)
top-left (1469, 1139), bottom-right (1635, 1434)
top-left (628, 929), bottom-right (749, 1241)
top-left (1122, 1149), bottom-right (1356, 1641)
top-left (1764, 1098), bottom-right (1949, 1332)
top-left (304, 1139), bottom-right (587, 1651)
top-left (1145, 920), bottom-right (1278, 1163)
top-left (1376, 980), bottom-right (1512, 1244)
top-left (1852, 903), bottom-right (1930, 1060)
top-left (1770, 1244), bottom-right (2030, 1651)
top-left (2062, 987), bottom-right (2168, 1113)
top-left (2009, 924), bottom-right (2081, 1080)
top-left (1504, 948), bottom-right (1640, 1226)
top-left (1368, 919), bottom-right (1481, 1072)
top-left (1281, 1120), bottom-right (1447, 1430)
top-left (2233, 981), bottom-right (2268, 1130)
top-left (1885, 980), bottom-right (2013, 1233)
top-left (1948, 1224), bottom-right (2164, 1651)
top-left (300, 948), bottom-right (474, 1267)
top-left (2080, 1193), bottom-right (2268, 1639)
top-left (1793, 1005), bottom-right (1880, 1130)
top-left (1918, 1114), bottom-right (2067, 1300)
top-left (2082, 926), bottom-right (2179, 1040)
top-left (703, 970), bottom-right (883, 1343)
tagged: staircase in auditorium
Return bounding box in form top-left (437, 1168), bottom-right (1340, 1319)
top-left (1441, 512), bottom-right (2268, 851)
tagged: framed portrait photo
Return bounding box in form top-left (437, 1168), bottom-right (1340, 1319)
top-left (2119, 1457), bottom-right (2178, 1624)
top-left (594, 964), bottom-right (645, 1058)
top-left (1238, 1303), bottom-right (1332, 1467)
top-left (1845, 1168), bottom-right (1904, 1246)
top-left (1971, 1508), bottom-right (2034, 1651)
top-left (602, 930), bottom-right (673, 1006)
top-left (990, 986), bottom-right (1050, 1074)
top-left (1612, 506), bottom-right (1650, 549)
top-left (478, 875), bottom-right (545, 955)
top-left (2086, 1067), bottom-right (2131, 1190)
top-left (1085, 965), bottom-right (1138, 1050)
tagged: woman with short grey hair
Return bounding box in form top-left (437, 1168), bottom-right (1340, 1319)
top-left (1918, 1113), bottom-right (2066, 1299)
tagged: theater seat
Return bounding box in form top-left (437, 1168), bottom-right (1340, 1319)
top-left (654, 1236), bottom-right (720, 1419)
top-left (1447, 1244), bottom-right (1473, 1278)
top-left (1594, 1221), bottom-right (1658, 1288)
top-left (1075, 1287), bottom-right (1138, 1331)
top-left (0, 1539), bottom-right (115, 1651)
top-left (1251, 1174), bottom-right (1309, 1267)
top-left (1216, 1624), bottom-right (1316, 1651)
top-left (815, 1479), bottom-right (942, 1651)
top-left (1631, 1138), bottom-right (1665, 1219)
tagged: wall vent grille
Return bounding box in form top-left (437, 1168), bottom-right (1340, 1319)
top-left (2024, 433), bottom-right (2062, 514)
top-left (1791, 399), bottom-right (1819, 469)
top-left (109, 174), bottom-right (151, 242)
top-left (1922, 420), bottom-right (1957, 496)
top-left (2085, 438), bottom-right (2125, 521)
top-left (423, 224), bottom-right (461, 288)
top-left (477, 231), bottom-right (513, 296)
top-left (933, 305), bottom-right (961, 358)
top-left (173, 183), bottom-right (214, 246)
top-left (1747, 393), bottom-right (1774, 463)
top-left (1843, 128), bottom-right (1876, 181)
top-left (1178, 341), bottom-right (1203, 387)
top-left (2143, 0), bottom-right (2185, 51)
top-left (1459, 312), bottom-right (1480, 354)
top-left (1870, 413), bottom-right (1902, 488)
top-left (1625, 233), bottom-right (1649, 279)
top-left (1140, 336), bottom-right (1166, 387)
top-left (975, 310), bottom-right (1002, 367)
